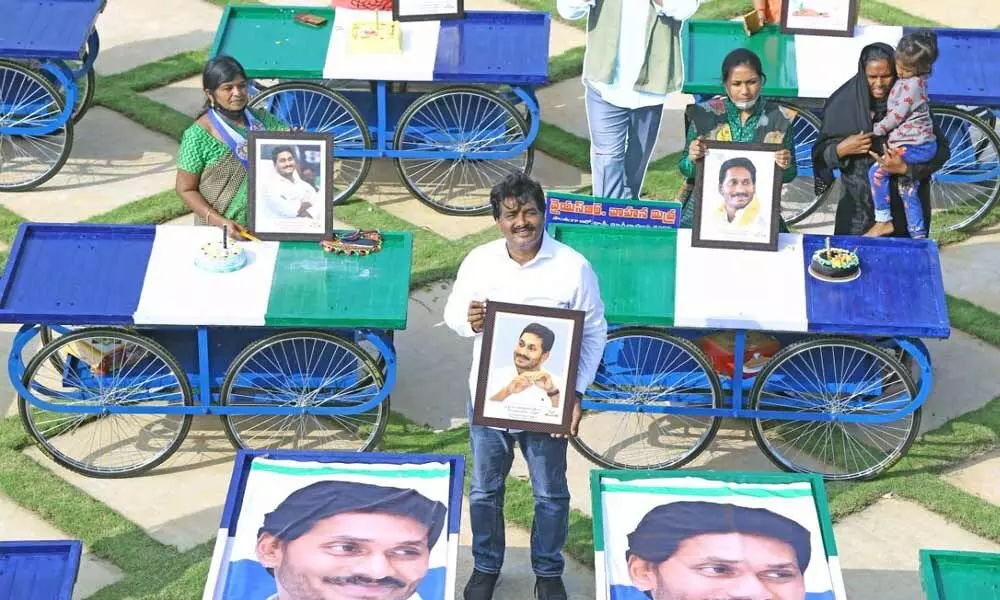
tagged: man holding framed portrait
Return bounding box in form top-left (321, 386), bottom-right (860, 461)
top-left (443, 172), bottom-right (607, 600)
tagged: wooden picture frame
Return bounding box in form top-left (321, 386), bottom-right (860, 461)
top-left (472, 301), bottom-right (585, 435)
top-left (780, 0), bottom-right (858, 37)
top-left (247, 130), bottom-right (334, 242)
top-left (392, 0), bottom-right (464, 22)
top-left (693, 141), bottom-right (783, 252)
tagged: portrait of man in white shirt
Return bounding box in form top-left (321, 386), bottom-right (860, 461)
top-left (485, 322), bottom-right (566, 424)
top-left (702, 156), bottom-right (770, 242)
top-left (257, 145), bottom-right (323, 230)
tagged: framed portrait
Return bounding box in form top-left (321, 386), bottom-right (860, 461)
top-left (392, 0), bottom-right (464, 22)
top-left (473, 301), bottom-right (585, 435)
top-left (693, 141), bottom-right (782, 252)
top-left (592, 470), bottom-right (847, 600)
top-left (247, 131), bottom-right (334, 242)
top-left (780, 0), bottom-right (858, 37)
top-left (204, 450), bottom-right (466, 600)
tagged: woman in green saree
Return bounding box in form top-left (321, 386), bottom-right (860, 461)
top-left (677, 49), bottom-right (797, 232)
top-left (175, 56), bottom-right (285, 236)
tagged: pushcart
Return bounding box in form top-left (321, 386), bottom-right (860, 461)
top-left (551, 222), bottom-right (949, 481)
top-left (209, 4), bottom-right (549, 215)
top-left (681, 22), bottom-right (1000, 235)
top-left (0, 222), bottom-right (412, 478)
top-left (0, 0), bottom-right (104, 192)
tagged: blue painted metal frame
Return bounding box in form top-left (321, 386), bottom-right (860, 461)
top-left (0, 29), bottom-right (100, 138)
top-left (581, 326), bottom-right (934, 425)
top-left (0, 539), bottom-right (82, 600)
top-left (218, 450), bottom-right (466, 537)
top-left (9, 324), bottom-right (398, 418)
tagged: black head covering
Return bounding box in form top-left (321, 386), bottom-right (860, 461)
top-left (625, 501), bottom-right (812, 574)
top-left (258, 480), bottom-right (448, 549)
top-left (813, 42), bottom-right (898, 187)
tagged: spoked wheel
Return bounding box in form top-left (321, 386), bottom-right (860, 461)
top-left (929, 106), bottom-right (1000, 234)
top-left (571, 328), bottom-right (723, 470)
top-left (393, 86), bottom-right (534, 216)
top-left (18, 328), bottom-right (193, 478)
top-left (220, 330), bottom-right (390, 451)
top-left (248, 82), bottom-right (372, 204)
top-left (66, 57), bottom-right (96, 124)
top-left (749, 337), bottom-right (920, 481)
top-left (0, 60), bottom-right (74, 192)
top-left (773, 101), bottom-right (825, 226)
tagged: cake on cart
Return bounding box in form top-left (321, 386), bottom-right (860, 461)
top-left (0, 0), bottom-right (104, 192)
top-left (550, 221), bottom-right (949, 481)
top-left (0, 222), bottom-right (412, 478)
top-left (209, 4), bottom-right (550, 215)
top-left (681, 21), bottom-right (1000, 234)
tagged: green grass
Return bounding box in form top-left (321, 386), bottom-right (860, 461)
top-left (84, 190), bottom-right (190, 226)
top-left (946, 295), bottom-right (1000, 347)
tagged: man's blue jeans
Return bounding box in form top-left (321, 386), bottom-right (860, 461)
top-left (468, 423), bottom-right (570, 577)
top-left (585, 84), bottom-right (664, 200)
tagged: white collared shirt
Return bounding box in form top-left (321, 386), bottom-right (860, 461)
top-left (262, 169), bottom-right (321, 219)
top-left (485, 364), bottom-right (567, 423)
top-left (557, 0), bottom-right (703, 109)
top-left (444, 233), bottom-right (608, 407)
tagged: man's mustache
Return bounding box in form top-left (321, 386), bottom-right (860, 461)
top-left (515, 353), bottom-right (531, 361)
top-left (324, 574), bottom-right (406, 588)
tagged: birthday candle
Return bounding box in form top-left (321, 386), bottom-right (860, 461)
top-left (223, 225), bottom-right (228, 250)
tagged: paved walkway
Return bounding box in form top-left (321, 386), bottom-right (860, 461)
top-left (883, 0), bottom-right (1000, 27)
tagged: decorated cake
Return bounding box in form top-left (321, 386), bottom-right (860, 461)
top-left (195, 240), bottom-right (247, 273)
top-left (811, 244), bottom-right (859, 279)
top-left (348, 20), bottom-right (402, 54)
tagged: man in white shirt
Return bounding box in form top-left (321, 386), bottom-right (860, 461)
top-left (557, 0), bottom-right (704, 200)
top-left (707, 157), bottom-right (768, 238)
top-left (261, 146), bottom-right (321, 220)
top-left (444, 172), bottom-right (607, 600)
top-left (486, 323), bottom-right (565, 423)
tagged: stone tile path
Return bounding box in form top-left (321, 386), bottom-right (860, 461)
top-left (0, 495), bottom-right (124, 599)
top-left (884, 0), bottom-right (1000, 28)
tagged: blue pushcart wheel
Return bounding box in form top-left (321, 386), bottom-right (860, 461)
top-left (928, 106), bottom-right (1000, 234)
top-left (748, 337), bottom-right (920, 481)
top-left (771, 100), bottom-right (826, 226)
top-left (0, 60), bottom-right (74, 192)
top-left (219, 330), bottom-right (389, 452)
top-left (571, 327), bottom-right (723, 471)
top-left (18, 328), bottom-right (194, 478)
top-left (393, 86), bottom-right (533, 216)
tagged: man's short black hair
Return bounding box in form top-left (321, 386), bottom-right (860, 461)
top-left (520, 322), bottom-right (555, 353)
top-left (489, 171), bottom-right (545, 220)
top-left (718, 157), bottom-right (757, 185)
top-left (258, 479), bottom-right (447, 549)
top-left (271, 146), bottom-right (296, 164)
top-left (626, 501), bottom-right (812, 574)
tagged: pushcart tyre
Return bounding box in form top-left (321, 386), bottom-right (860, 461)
top-left (928, 105), bottom-right (1000, 234)
top-left (0, 60), bottom-right (74, 192)
top-left (772, 100), bottom-right (826, 226)
top-left (248, 82), bottom-right (373, 204)
top-left (571, 327), bottom-right (723, 471)
top-left (220, 330), bottom-right (390, 452)
top-left (393, 86), bottom-right (534, 216)
top-left (18, 328), bottom-right (194, 478)
top-left (69, 61), bottom-right (96, 124)
top-left (748, 337), bottom-right (920, 481)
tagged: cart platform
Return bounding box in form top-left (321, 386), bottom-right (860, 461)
top-left (0, 540), bottom-right (82, 600)
top-left (681, 21), bottom-right (1000, 105)
top-left (210, 5), bottom-right (550, 84)
top-left (0, 0), bottom-right (104, 60)
top-left (0, 223), bottom-right (413, 329)
top-left (549, 225), bottom-right (950, 338)
top-left (919, 549), bottom-right (1000, 600)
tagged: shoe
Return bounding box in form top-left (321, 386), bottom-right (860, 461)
top-left (535, 575), bottom-right (568, 600)
top-left (464, 570), bottom-right (499, 600)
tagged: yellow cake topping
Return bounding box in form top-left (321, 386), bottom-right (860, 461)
top-left (347, 20), bottom-right (403, 54)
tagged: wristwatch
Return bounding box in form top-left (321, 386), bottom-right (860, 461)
top-left (547, 388), bottom-right (560, 398)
